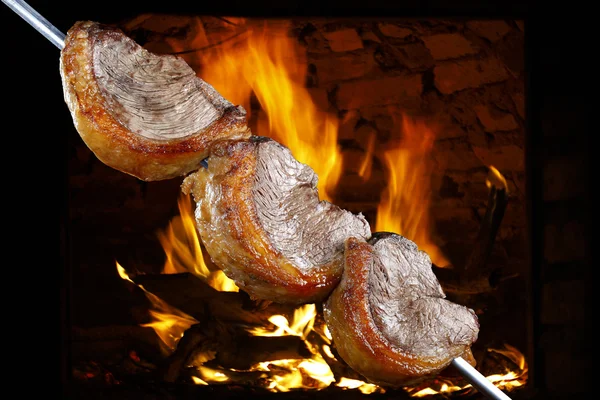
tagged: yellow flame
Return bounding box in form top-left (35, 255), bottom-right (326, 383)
top-left (486, 165), bottom-right (509, 192)
top-left (191, 376), bottom-right (209, 385)
top-left (181, 302), bottom-right (378, 392)
top-left (157, 193), bottom-right (239, 292)
top-left (375, 113), bottom-right (450, 268)
top-left (115, 262), bottom-right (198, 350)
top-left (127, 18), bottom-right (528, 395)
top-left (338, 378), bottom-right (381, 395)
top-left (247, 304), bottom-right (316, 339)
top-left (197, 366), bottom-right (230, 383)
top-left (358, 132), bottom-right (377, 181)
top-left (405, 343), bottom-right (528, 397)
top-left (192, 23), bottom-right (342, 202)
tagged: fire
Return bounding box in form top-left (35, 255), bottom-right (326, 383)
top-left (109, 18), bottom-right (528, 396)
top-left (248, 304), bottom-right (316, 339)
top-left (487, 164), bottom-right (509, 191)
top-left (374, 113), bottom-right (450, 268)
top-left (116, 262), bottom-right (198, 350)
top-left (187, 304), bottom-right (381, 394)
top-left (181, 21), bottom-right (342, 202)
top-left (406, 343), bottom-right (528, 397)
top-left (358, 131), bottom-right (377, 180)
top-left (157, 193), bottom-right (239, 292)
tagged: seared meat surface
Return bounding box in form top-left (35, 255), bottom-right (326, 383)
top-left (60, 21), bottom-right (250, 181)
top-left (324, 233), bottom-right (479, 387)
top-left (181, 136), bottom-right (371, 304)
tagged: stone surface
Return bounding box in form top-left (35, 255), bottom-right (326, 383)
top-left (474, 104), bottom-right (519, 132)
top-left (431, 202), bottom-right (474, 222)
top-left (432, 112), bottom-right (469, 140)
top-left (311, 53), bottom-right (377, 84)
top-left (341, 147), bottom-right (372, 175)
top-left (378, 23), bottom-right (412, 38)
top-left (337, 110), bottom-right (361, 141)
top-left (336, 74), bottom-right (423, 109)
top-left (307, 87), bottom-right (331, 112)
top-left (359, 30), bottom-right (381, 43)
top-left (323, 28), bottom-right (364, 52)
top-left (395, 42), bottom-right (435, 69)
top-left (334, 167), bottom-right (386, 203)
top-left (466, 126), bottom-right (488, 147)
top-left (433, 141), bottom-right (484, 170)
top-left (353, 123), bottom-right (379, 151)
top-left (421, 33), bottom-right (478, 60)
top-left (466, 20), bottom-right (512, 42)
top-left (302, 29), bottom-right (332, 54)
top-left (511, 92), bottom-right (526, 119)
top-left (496, 31), bottom-right (525, 77)
top-left (434, 58), bottom-right (510, 94)
top-left (472, 144), bottom-right (525, 171)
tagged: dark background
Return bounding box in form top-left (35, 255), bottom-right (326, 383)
top-left (1, 0), bottom-right (590, 398)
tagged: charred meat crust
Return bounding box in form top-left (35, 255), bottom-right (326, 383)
top-left (323, 235), bottom-right (479, 387)
top-left (60, 21), bottom-right (250, 181)
top-left (182, 137), bottom-right (371, 304)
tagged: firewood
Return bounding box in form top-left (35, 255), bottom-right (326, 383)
top-left (159, 319), bottom-right (313, 382)
top-left (132, 273), bottom-right (297, 326)
top-left (462, 166), bottom-right (509, 278)
top-left (215, 333), bottom-right (312, 370)
top-left (71, 325), bottom-right (171, 362)
top-left (433, 167), bottom-right (512, 295)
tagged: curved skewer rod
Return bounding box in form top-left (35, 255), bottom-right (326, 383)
top-left (452, 357), bottom-right (512, 400)
top-left (2, 0), bottom-right (65, 49)
top-left (2, 1), bottom-right (513, 399)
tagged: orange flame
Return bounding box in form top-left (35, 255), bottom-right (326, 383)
top-left (358, 132), bottom-right (377, 181)
top-left (406, 343), bottom-right (528, 397)
top-left (179, 22), bottom-right (342, 202)
top-left (486, 165), bottom-right (509, 192)
top-left (157, 193), bottom-right (239, 292)
top-left (116, 17), bottom-right (529, 395)
top-left (375, 113), bottom-right (450, 268)
top-left (116, 262), bottom-right (198, 350)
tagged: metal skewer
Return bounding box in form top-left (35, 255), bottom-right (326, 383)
top-left (2, 1), bottom-right (514, 399)
top-left (2, 0), bottom-right (65, 49)
top-left (452, 357), bottom-right (512, 400)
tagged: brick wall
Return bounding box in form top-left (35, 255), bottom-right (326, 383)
top-left (118, 16), bottom-right (527, 274)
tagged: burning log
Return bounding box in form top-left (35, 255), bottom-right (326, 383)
top-left (159, 320), bottom-right (312, 383)
top-left (435, 166), bottom-right (513, 295)
top-left (132, 273), bottom-right (297, 325)
top-left (463, 166), bottom-right (509, 277)
top-left (71, 325), bottom-right (171, 363)
top-left (215, 333), bottom-right (313, 370)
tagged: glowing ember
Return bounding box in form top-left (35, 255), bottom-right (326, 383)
top-left (374, 113), bottom-right (450, 268)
